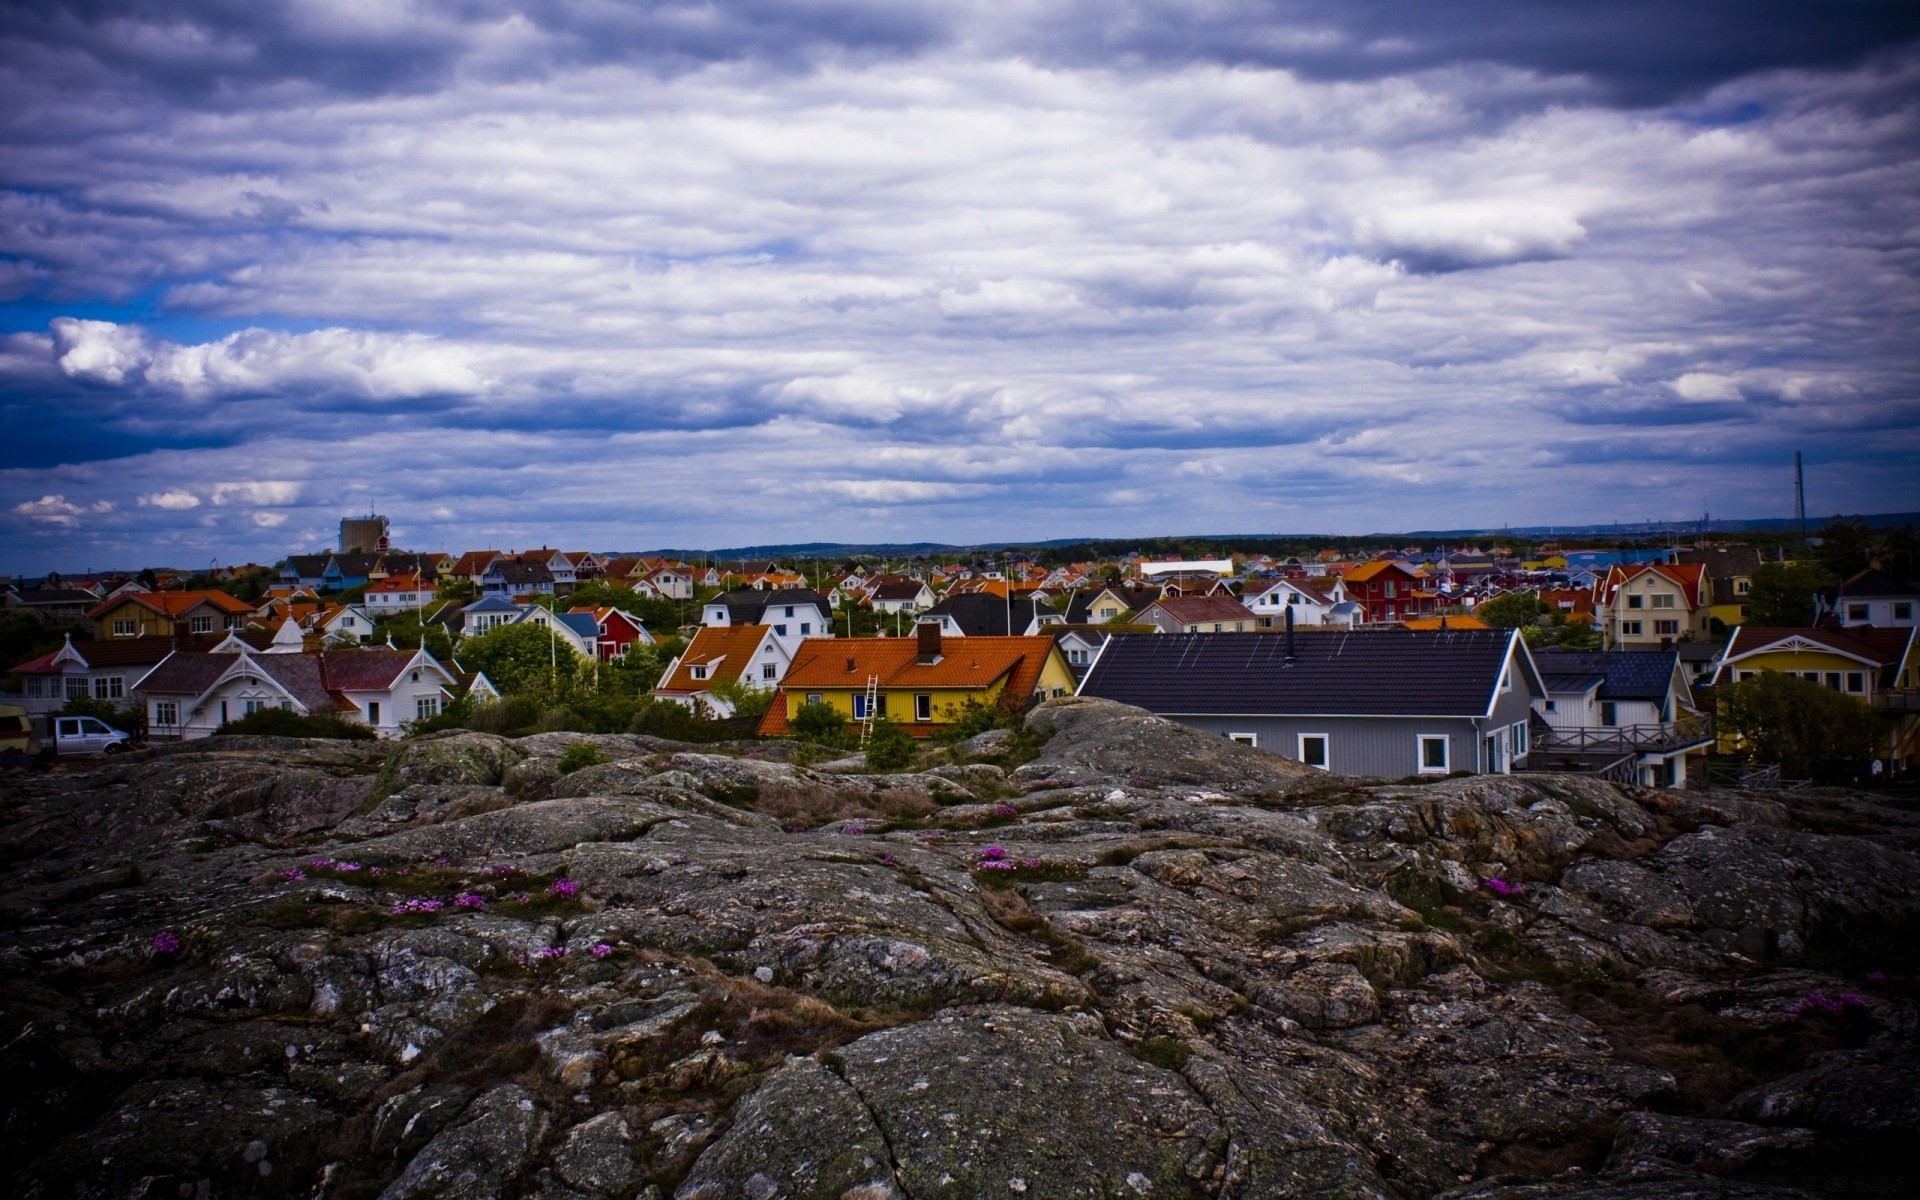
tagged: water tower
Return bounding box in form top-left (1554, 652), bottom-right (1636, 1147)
top-left (340, 514), bottom-right (390, 553)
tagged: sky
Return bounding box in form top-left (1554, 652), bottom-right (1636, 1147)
top-left (2, 1), bottom-right (1918, 572)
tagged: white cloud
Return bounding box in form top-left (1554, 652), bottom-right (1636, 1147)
top-left (251, 511), bottom-right (288, 527)
top-left (139, 489), bottom-right (201, 509)
top-left (210, 481), bottom-right (302, 506)
top-left (12, 494), bottom-right (111, 528)
top-left (1670, 372), bottom-right (1744, 402)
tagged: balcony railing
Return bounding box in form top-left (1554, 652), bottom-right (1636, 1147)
top-left (1531, 711), bottom-right (1714, 756)
top-left (1871, 691), bottom-right (1920, 713)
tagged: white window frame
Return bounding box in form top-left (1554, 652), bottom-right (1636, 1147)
top-left (111, 619), bottom-right (136, 637)
top-left (1510, 721), bottom-right (1528, 757)
top-left (852, 694), bottom-right (869, 720)
top-left (154, 700), bottom-right (178, 727)
top-left (1226, 732), bottom-right (1258, 747)
top-left (1297, 732), bottom-right (1330, 770)
top-left (915, 694), bottom-right (932, 722)
top-left (416, 697), bottom-right (440, 719)
top-left (1417, 734), bottom-right (1450, 774)
top-left (189, 615), bottom-right (213, 633)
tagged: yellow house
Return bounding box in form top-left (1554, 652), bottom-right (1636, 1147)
top-left (1710, 625), bottom-right (1920, 766)
top-left (87, 590), bottom-right (255, 640)
top-left (1676, 546), bottom-right (1764, 632)
top-left (760, 627), bottom-right (1075, 737)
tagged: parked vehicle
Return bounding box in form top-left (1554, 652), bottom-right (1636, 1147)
top-left (0, 703), bottom-right (40, 757)
top-left (51, 714), bottom-right (133, 755)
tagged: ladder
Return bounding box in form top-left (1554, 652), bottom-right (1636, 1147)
top-left (858, 674), bottom-right (880, 745)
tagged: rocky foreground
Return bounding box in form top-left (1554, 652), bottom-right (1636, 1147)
top-left (1, 698), bottom-right (1916, 1200)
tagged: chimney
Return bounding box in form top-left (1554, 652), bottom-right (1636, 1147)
top-left (172, 619), bottom-right (190, 648)
top-left (845, 655), bottom-right (857, 674)
top-left (1283, 606), bottom-right (1295, 668)
top-left (917, 621), bottom-right (941, 664)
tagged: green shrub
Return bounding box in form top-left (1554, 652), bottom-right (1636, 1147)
top-left (863, 717), bottom-right (917, 771)
top-left (557, 741), bottom-right (611, 774)
top-left (215, 707), bottom-right (377, 740)
top-left (628, 697), bottom-right (736, 743)
top-left (792, 699), bottom-right (849, 745)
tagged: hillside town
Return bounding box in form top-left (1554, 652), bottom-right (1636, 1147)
top-left (5, 513), bottom-right (1917, 785)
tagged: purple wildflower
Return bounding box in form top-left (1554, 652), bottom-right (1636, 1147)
top-left (537, 945), bottom-right (566, 959)
top-left (395, 867), bottom-right (410, 877)
top-left (512, 891), bottom-right (532, 905)
top-left (979, 846), bottom-right (1007, 861)
top-left (335, 861), bottom-right (361, 873)
top-left (1840, 992), bottom-right (1868, 1009)
top-left (1020, 857), bottom-right (1041, 869)
top-left (591, 942), bottom-right (613, 958)
top-left (843, 822), bottom-right (865, 836)
top-left (881, 855), bottom-right (899, 866)
top-left (993, 804), bottom-right (1018, 818)
top-left (307, 858), bottom-right (335, 870)
top-left (1867, 971), bottom-right (1887, 983)
top-left (151, 930), bottom-right (181, 954)
top-left (369, 866), bottom-right (384, 877)
top-left (280, 868), bottom-right (307, 881)
top-left (434, 857), bottom-right (451, 867)
top-left (977, 860), bottom-right (1016, 871)
top-left (492, 865), bottom-right (512, 877)
top-left (1482, 878), bottom-right (1525, 896)
top-left (452, 892), bottom-right (487, 909)
top-left (548, 879), bottom-right (579, 900)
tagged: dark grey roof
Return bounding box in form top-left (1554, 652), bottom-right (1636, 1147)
top-left (485, 559), bottom-right (555, 585)
top-left (285, 555), bottom-right (330, 576)
top-left (1827, 567), bottom-right (1919, 600)
top-left (1538, 671), bottom-right (1605, 695)
top-left (1531, 650), bottom-right (1678, 702)
top-left (921, 593), bottom-right (1040, 636)
top-left (1063, 587), bottom-right (1159, 624)
top-left (1675, 545), bottom-right (1762, 583)
top-left (717, 588), bottom-right (830, 622)
top-left (1079, 629), bottom-right (1529, 718)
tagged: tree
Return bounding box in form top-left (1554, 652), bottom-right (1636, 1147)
top-left (1743, 561), bottom-right (1836, 627)
top-left (1813, 518), bottom-right (1877, 578)
top-left (863, 716), bottom-right (917, 770)
top-left (456, 622), bottom-right (589, 699)
top-left (1474, 591), bottom-right (1545, 629)
top-left (709, 676), bottom-right (776, 724)
top-left (372, 609), bottom-right (454, 660)
top-left (1718, 672), bottom-right (1877, 782)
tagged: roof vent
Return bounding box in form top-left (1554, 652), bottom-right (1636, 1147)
top-left (845, 655), bottom-right (857, 673)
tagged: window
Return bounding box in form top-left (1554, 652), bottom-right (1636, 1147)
top-left (1384, 582), bottom-right (1397, 598)
top-left (66, 677), bottom-right (89, 700)
top-left (1737, 670), bottom-right (1756, 681)
top-left (1601, 701), bottom-right (1617, 726)
top-left (1627, 594), bottom-right (1644, 609)
top-left (112, 619), bottom-right (136, 637)
top-left (94, 676), bottom-right (123, 700)
top-left (762, 663), bottom-right (777, 681)
top-left (367, 701), bottom-right (380, 725)
top-left (1847, 604), bottom-right (1870, 621)
top-left (690, 664), bottom-right (707, 680)
top-left (1418, 735), bottom-right (1449, 773)
top-left (1499, 666), bottom-right (1511, 693)
top-left (1511, 721), bottom-right (1528, 756)
top-left (1543, 699), bottom-right (1557, 713)
top-left (1845, 672), bottom-right (1865, 694)
top-left (773, 624), bottom-right (788, 637)
top-left (1895, 603), bottom-right (1913, 621)
top-left (244, 700), bottom-right (265, 714)
top-left (805, 693), bottom-right (823, 705)
top-left (1621, 620), bottom-right (1643, 636)
top-left (1824, 672), bottom-right (1842, 691)
top-left (1067, 648), bottom-right (1089, 665)
top-left (1735, 579), bottom-right (1751, 595)
top-left (1651, 594), bottom-right (1675, 609)
top-left (852, 694), bottom-right (869, 720)
top-left (784, 606), bottom-right (795, 618)
top-left (915, 694), bottom-right (932, 722)
top-left (154, 701), bottom-right (178, 727)
top-left (1298, 733), bottom-right (1329, 769)
top-left (190, 616), bottom-right (212, 633)
top-left (800, 623), bottom-right (811, 635)
top-left (416, 697), bottom-right (440, 719)
top-left (1227, 732), bottom-right (1257, 747)
top-left (1654, 620), bottom-right (1679, 636)
top-left (26, 677), bottom-right (41, 698)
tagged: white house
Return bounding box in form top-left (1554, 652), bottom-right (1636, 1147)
top-left (1242, 578), bottom-right (1347, 628)
top-left (138, 647), bottom-right (457, 739)
top-left (652, 624), bottom-right (792, 716)
top-left (701, 589), bottom-right (833, 658)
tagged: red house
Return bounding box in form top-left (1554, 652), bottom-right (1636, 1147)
top-left (1341, 562), bottom-right (1440, 623)
top-left (569, 606), bottom-right (654, 661)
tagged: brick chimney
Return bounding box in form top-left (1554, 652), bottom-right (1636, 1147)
top-left (917, 621), bottom-right (941, 664)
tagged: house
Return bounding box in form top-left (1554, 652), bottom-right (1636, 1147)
top-left (1676, 546), bottom-right (1763, 630)
top-left (870, 579), bottom-right (936, 614)
top-left (916, 593), bottom-right (1044, 638)
top-left (1051, 623), bottom-right (1155, 682)
top-left (702, 589), bottom-right (833, 657)
top-left (138, 646), bottom-right (457, 739)
top-left (1132, 594), bottom-right (1259, 634)
top-left (642, 567), bottom-right (694, 601)
top-left (4, 632), bottom-right (261, 735)
top-left (366, 572), bottom-right (435, 613)
top-left (452, 595), bottom-right (525, 637)
top-left (480, 558), bottom-right (556, 597)
top-left (1242, 578), bottom-right (1346, 628)
top-left (652, 624), bottom-right (792, 716)
top-left (449, 551), bottom-right (503, 586)
top-left (322, 554), bottom-right (381, 591)
top-left (1598, 563), bottom-right (1709, 649)
top-left (281, 555), bottom-right (332, 590)
top-left (760, 625), bottom-right (1075, 738)
top-left (89, 590), bottom-right (254, 640)
top-left (1062, 586), bottom-right (1161, 625)
top-left (452, 599), bottom-right (598, 660)
top-left (1815, 567), bottom-right (1920, 629)
top-left (4, 586), bottom-right (101, 621)
top-left (1340, 562), bottom-right (1439, 624)
top-left (1529, 650), bottom-right (1713, 786)
top-left (1709, 625), bottom-right (1920, 767)
top-left (1077, 628), bottom-right (1545, 777)
top-left (568, 606), bottom-right (654, 661)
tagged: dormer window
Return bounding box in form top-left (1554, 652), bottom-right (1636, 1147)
top-left (691, 665), bottom-right (707, 680)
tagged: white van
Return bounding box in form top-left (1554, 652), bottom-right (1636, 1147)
top-left (52, 715), bottom-right (133, 755)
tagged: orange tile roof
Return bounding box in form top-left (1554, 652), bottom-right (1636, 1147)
top-left (654, 624), bottom-right (772, 694)
top-left (89, 588), bottom-right (253, 621)
top-left (1402, 615), bottom-right (1489, 631)
top-left (781, 635), bottom-right (1058, 695)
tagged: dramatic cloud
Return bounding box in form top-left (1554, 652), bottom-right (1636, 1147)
top-left (1, 3), bottom-right (1917, 568)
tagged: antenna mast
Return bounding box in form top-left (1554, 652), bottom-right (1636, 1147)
top-left (1794, 452), bottom-right (1808, 545)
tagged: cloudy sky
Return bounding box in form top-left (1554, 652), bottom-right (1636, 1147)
top-left (3, 2), bottom-right (1917, 570)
